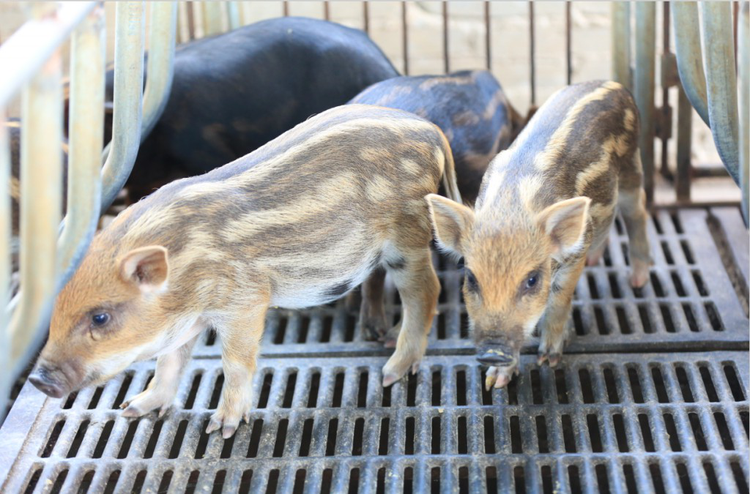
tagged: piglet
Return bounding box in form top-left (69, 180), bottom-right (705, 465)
top-left (28, 105), bottom-right (461, 437)
top-left (425, 80), bottom-right (651, 389)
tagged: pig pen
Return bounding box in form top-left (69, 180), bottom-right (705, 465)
top-left (1, 2), bottom-right (748, 494)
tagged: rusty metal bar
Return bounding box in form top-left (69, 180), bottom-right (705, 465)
top-left (363, 2), bottom-right (370, 35)
top-left (699, 2), bottom-right (740, 185)
top-left (443, 2), bottom-right (449, 74)
top-left (529, 2), bottom-right (536, 106)
top-left (186, 2), bottom-right (196, 40)
top-left (0, 3), bottom-right (96, 108)
top-left (676, 85), bottom-right (692, 203)
top-left (141, 3), bottom-right (177, 142)
top-left (324, 1), bottom-right (330, 22)
top-left (635, 2), bottom-right (656, 204)
top-left (739, 2), bottom-right (749, 223)
top-left (99, 2), bottom-right (145, 214)
top-left (202, 1), bottom-right (224, 37)
top-left (9, 15), bottom-right (64, 375)
top-left (402, 2), bottom-right (409, 76)
top-left (56, 8), bottom-right (106, 294)
top-left (0, 116), bottom-right (11, 407)
top-left (484, 2), bottom-right (491, 71)
top-left (566, 2), bottom-right (572, 85)
top-left (283, 2), bottom-right (289, 17)
top-left (611, 2), bottom-right (631, 89)
top-left (671, 2), bottom-right (709, 126)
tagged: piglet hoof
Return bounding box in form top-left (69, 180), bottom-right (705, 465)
top-left (380, 323), bottom-right (401, 348)
top-left (382, 372), bottom-right (401, 388)
top-left (485, 366), bottom-right (514, 389)
top-left (629, 260), bottom-right (650, 288)
top-left (206, 410), bottom-right (246, 439)
top-left (537, 351), bottom-right (563, 367)
top-left (119, 389), bottom-right (174, 419)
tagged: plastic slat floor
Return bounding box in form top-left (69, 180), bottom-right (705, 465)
top-left (0, 207), bottom-right (748, 493)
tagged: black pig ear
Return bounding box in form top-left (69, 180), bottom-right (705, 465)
top-left (426, 194), bottom-right (475, 257)
top-left (120, 246), bottom-right (169, 292)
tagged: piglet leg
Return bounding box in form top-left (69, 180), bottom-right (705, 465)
top-left (382, 247), bottom-right (439, 387)
top-left (206, 304), bottom-right (267, 439)
top-left (618, 186), bottom-right (651, 288)
top-left (121, 333), bottom-right (200, 418)
top-left (360, 268), bottom-right (389, 341)
top-left (537, 257), bottom-right (585, 367)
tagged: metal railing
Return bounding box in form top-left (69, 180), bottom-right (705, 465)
top-left (0, 2), bottom-right (177, 412)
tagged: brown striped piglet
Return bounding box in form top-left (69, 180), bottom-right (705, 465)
top-left (348, 70), bottom-right (523, 343)
top-left (28, 105), bottom-right (462, 438)
top-left (425, 80), bottom-right (651, 389)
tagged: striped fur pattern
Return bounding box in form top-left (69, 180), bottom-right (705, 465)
top-left (32, 105), bottom-right (461, 438)
top-left (427, 80), bottom-right (651, 390)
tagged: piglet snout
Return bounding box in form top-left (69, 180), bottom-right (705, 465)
top-left (29, 367), bottom-right (66, 399)
top-left (476, 346), bottom-right (516, 367)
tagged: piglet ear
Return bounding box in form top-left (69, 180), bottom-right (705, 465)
top-left (120, 246), bottom-right (169, 292)
top-left (426, 194), bottom-right (475, 257)
top-left (536, 197), bottom-right (591, 258)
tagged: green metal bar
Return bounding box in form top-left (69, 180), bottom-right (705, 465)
top-left (611, 2), bottom-right (631, 89)
top-left (56, 7), bottom-right (106, 293)
top-left (99, 1), bottom-right (145, 214)
top-left (634, 2), bottom-right (656, 204)
top-left (141, 2), bottom-right (177, 142)
top-left (699, 2), bottom-right (740, 185)
top-left (739, 2), bottom-right (749, 224)
top-left (0, 113), bottom-right (12, 412)
top-left (671, 2), bottom-right (709, 126)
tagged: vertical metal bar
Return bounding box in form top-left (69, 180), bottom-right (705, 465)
top-left (529, 2), bottom-right (536, 106)
top-left (202, 1), bottom-right (224, 36)
top-left (402, 2), bottom-right (409, 76)
top-left (566, 1), bottom-right (572, 85)
top-left (227, 2), bottom-right (241, 30)
top-left (363, 2), bottom-right (370, 35)
top-left (324, 1), bottom-right (330, 21)
top-left (635, 2), bottom-right (656, 204)
top-left (56, 7), bottom-right (106, 292)
top-left (611, 2), bottom-right (631, 89)
top-left (671, 2), bottom-right (709, 126)
top-left (99, 2), bottom-right (145, 214)
top-left (0, 114), bottom-right (11, 409)
top-left (676, 85), bottom-right (692, 202)
top-left (484, 2), bottom-right (491, 71)
top-left (283, 2), bottom-right (289, 17)
top-left (141, 3), bottom-right (177, 142)
top-left (186, 1), bottom-right (196, 40)
top-left (700, 1), bottom-right (740, 184)
top-left (738, 2), bottom-right (749, 223)
top-left (443, 2), bottom-right (449, 74)
top-left (10, 21), bottom-right (63, 372)
top-left (660, 2), bottom-right (671, 179)
top-left (239, 2), bottom-right (253, 26)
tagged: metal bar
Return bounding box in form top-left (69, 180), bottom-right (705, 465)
top-left (634, 2), bottom-right (656, 204)
top-left (202, 1), bottom-right (224, 37)
top-left (443, 2), bottom-right (449, 74)
top-left (324, 1), bottom-right (330, 22)
top-left (566, 2), bottom-right (572, 85)
top-left (699, 1), bottom-right (740, 185)
top-left (402, 2), bottom-right (409, 76)
top-left (676, 85), bottom-right (693, 202)
top-left (611, 2), bottom-right (631, 89)
top-left (9, 19), bottom-right (63, 376)
top-left (186, 1), bottom-right (196, 40)
top-left (227, 2), bottom-right (241, 31)
top-left (660, 2), bottom-right (671, 179)
top-left (0, 2), bottom-right (96, 108)
top-left (141, 3), bottom-right (177, 142)
top-left (56, 7), bottom-right (106, 294)
top-left (739, 2), bottom-right (749, 223)
top-left (671, 2), bottom-right (709, 126)
top-left (239, 2), bottom-right (253, 27)
top-left (0, 113), bottom-right (11, 411)
top-left (484, 2), bottom-right (491, 71)
top-left (529, 2), bottom-right (536, 106)
top-left (99, 2), bottom-right (145, 214)
top-left (283, 2), bottom-right (289, 17)
top-left (363, 2), bottom-right (370, 35)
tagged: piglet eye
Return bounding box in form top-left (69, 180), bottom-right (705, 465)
top-left (525, 272), bottom-right (539, 290)
top-left (465, 269), bottom-right (480, 293)
top-left (91, 313), bottom-right (110, 327)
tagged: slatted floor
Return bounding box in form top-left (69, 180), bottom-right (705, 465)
top-left (1, 207), bottom-right (748, 493)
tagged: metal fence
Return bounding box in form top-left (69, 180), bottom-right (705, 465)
top-left (0, 2), bottom-right (177, 413)
top-left (0, 0), bottom-right (747, 416)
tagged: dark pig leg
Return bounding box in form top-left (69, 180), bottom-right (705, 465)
top-left (359, 268), bottom-right (388, 341)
